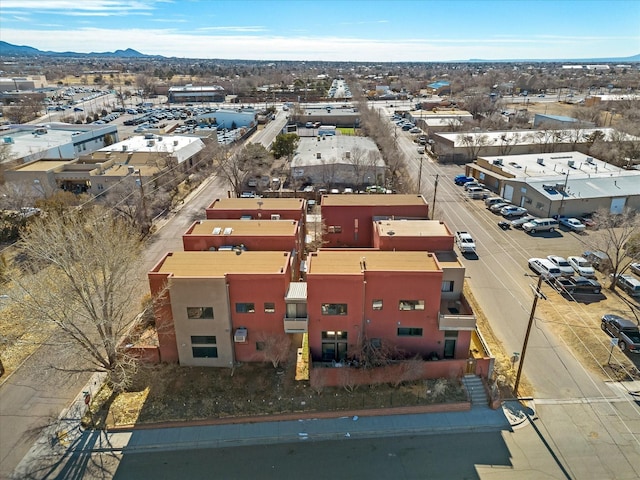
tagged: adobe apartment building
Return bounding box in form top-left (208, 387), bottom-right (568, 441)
top-left (183, 219), bottom-right (303, 276)
top-left (148, 251), bottom-right (293, 366)
top-left (206, 197), bottom-right (306, 228)
top-left (306, 250), bottom-right (474, 363)
top-left (320, 194), bottom-right (430, 248)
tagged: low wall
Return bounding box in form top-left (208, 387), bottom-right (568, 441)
top-left (127, 345), bottom-right (160, 364)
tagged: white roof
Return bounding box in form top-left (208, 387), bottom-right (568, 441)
top-left (99, 135), bottom-right (205, 164)
top-left (291, 135), bottom-right (384, 168)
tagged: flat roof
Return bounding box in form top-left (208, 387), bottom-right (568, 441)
top-left (100, 135), bottom-right (204, 163)
top-left (155, 251), bottom-right (290, 277)
top-left (207, 198), bottom-right (305, 211)
top-left (11, 160), bottom-right (70, 172)
top-left (528, 174), bottom-right (640, 200)
top-left (291, 135), bottom-right (384, 168)
top-left (436, 127), bottom-right (632, 147)
top-left (188, 219), bottom-right (298, 236)
top-left (376, 219), bottom-right (452, 237)
top-left (307, 250), bottom-right (439, 274)
top-left (478, 151), bottom-right (630, 180)
top-left (321, 194), bottom-right (427, 207)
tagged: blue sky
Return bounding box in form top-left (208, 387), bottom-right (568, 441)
top-left (1, 0), bottom-right (639, 61)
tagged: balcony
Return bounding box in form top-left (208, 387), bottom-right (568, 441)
top-left (438, 312), bottom-right (476, 331)
top-left (284, 316), bottom-right (308, 333)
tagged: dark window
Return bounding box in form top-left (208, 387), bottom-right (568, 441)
top-left (192, 346), bottom-right (218, 358)
top-left (187, 307), bottom-right (214, 319)
top-left (191, 335), bottom-right (216, 344)
top-left (372, 299), bottom-right (383, 310)
top-left (256, 341), bottom-right (265, 351)
top-left (321, 330), bottom-right (348, 362)
top-left (441, 281), bottom-right (454, 293)
top-left (397, 327), bottom-right (423, 337)
top-left (264, 302), bottom-right (275, 313)
top-left (236, 303), bottom-right (255, 313)
top-left (327, 225), bottom-right (342, 233)
top-left (321, 303), bottom-right (348, 315)
top-left (399, 300), bottom-right (424, 311)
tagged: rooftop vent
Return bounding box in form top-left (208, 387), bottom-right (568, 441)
top-left (537, 158), bottom-right (544, 165)
top-left (586, 157), bottom-right (594, 164)
top-left (568, 160), bottom-right (575, 168)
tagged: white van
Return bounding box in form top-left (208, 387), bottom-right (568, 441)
top-left (528, 258), bottom-right (562, 278)
top-left (523, 218), bottom-right (559, 233)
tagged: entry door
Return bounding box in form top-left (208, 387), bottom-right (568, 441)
top-left (610, 197), bottom-right (626, 214)
top-left (443, 339), bottom-right (456, 359)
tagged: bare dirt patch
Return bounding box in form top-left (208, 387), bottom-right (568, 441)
top-left (84, 362), bottom-right (468, 429)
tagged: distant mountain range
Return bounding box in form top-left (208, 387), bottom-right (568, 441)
top-left (0, 41), bottom-right (638, 63)
top-left (0, 41), bottom-right (150, 58)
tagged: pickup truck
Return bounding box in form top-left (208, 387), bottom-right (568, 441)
top-left (553, 276), bottom-right (602, 295)
top-left (455, 231), bottom-right (476, 254)
top-left (601, 314), bottom-right (640, 353)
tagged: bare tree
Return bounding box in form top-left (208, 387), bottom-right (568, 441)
top-left (254, 331), bottom-right (291, 368)
top-left (457, 133), bottom-right (491, 160)
top-left (589, 208), bottom-right (640, 290)
top-left (8, 207), bottom-right (145, 391)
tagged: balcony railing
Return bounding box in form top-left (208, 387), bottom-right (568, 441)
top-left (284, 316), bottom-right (308, 333)
top-left (438, 313), bottom-right (476, 331)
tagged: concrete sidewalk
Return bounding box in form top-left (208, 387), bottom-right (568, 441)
top-left (12, 402), bottom-right (514, 478)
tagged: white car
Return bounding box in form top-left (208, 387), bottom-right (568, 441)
top-left (489, 202), bottom-right (512, 213)
top-left (500, 206), bottom-right (528, 218)
top-left (559, 217), bottom-right (586, 232)
top-left (630, 262), bottom-right (640, 276)
top-left (511, 215), bottom-right (536, 228)
top-left (547, 255), bottom-right (575, 276)
top-left (567, 256), bottom-right (596, 278)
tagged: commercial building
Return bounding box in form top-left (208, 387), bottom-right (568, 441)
top-left (432, 127), bottom-right (625, 163)
top-left (297, 104), bottom-right (360, 129)
top-left (0, 122), bottom-right (118, 165)
top-left (168, 85), bottom-right (225, 104)
top-left (465, 151), bottom-right (640, 217)
top-left (4, 133), bottom-right (204, 195)
top-left (290, 135), bottom-right (385, 188)
top-left (206, 197), bottom-right (306, 227)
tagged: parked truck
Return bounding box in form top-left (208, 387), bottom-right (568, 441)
top-left (601, 314), bottom-right (640, 353)
top-left (553, 276), bottom-right (602, 295)
top-left (455, 231), bottom-right (476, 255)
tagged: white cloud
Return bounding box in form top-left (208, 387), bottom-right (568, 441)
top-left (1, 27), bottom-right (636, 62)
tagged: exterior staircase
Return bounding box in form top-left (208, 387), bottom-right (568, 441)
top-left (462, 374), bottom-right (489, 407)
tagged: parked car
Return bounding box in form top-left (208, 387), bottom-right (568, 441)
top-left (511, 215), bottom-right (536, 228)
top-left (583, 250), bottom-right (612, 272)
top-left (528, 258), bottom-right (563, 279)
top-left (464, 181), bottom-right (484, 191)
top-left (559, 217), bottom-right (586, 232)
top-left (467, 187), bottom-right (489, 199)
top-left (489, 202), bottom-right (512, 213)
top-left (567, 256), bottom-right (596, 278)
top-left (485, 196), bottom-right (505, 208)
top-left (611, 274), bottom-right (640, 297)
top-left (547, 255), bottom-right (575, 276)
top-left (522, 218), bottom-right (558, 233)
top-left (454, 175), bottom-right (475, 186)
top-left (500, 206), bottom-right (528, 218)
top-left (630, 263), bottom-right (640, 276)
top-left (601, 314), bottom-right (640, 353)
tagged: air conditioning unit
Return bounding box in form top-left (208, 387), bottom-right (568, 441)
top-left (234, 328), bottom-right (247, 343)
top-left (271, 214), bottom-right (281, 220)
top-left (586, 157), bottom-right (594, 164)
top-left (567, 160), bottom-right (575, 168)
top-left (537, 158), bottom-right (544, 165)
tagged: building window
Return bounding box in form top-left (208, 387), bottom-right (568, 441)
top-left (321, 303), bottom-right (348, 315)
top-left (327, 225), bottom-right (342, 233)
top-left (399, 300), bottom-right (424, 311)
top-left (441, 281), bottom-right (454, 293)
top-left (191, 335), bottom-right (217, 358)
top-left (397, 327), bottom-right (423, 337)
top-left (264, 302), bottom-right (275, 313)
top-left (235, 303), bottom-right (255, 313)
top-left (187, 307), bottom-right (214, 319)
top-left (321, 331), bottom-right (348, 362)
top-left (256, 341), bottom-right (265, 351)
top-left (372, 299), bottom-right (383, 310)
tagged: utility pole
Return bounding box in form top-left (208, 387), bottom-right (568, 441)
top-left (136, 169), bottom-right (149, 233)
top-left (514, 274), bottom-right (546, 397)
top-left (431, 174), bottom-right (439, 220)
top-left (417, 157), bottom-right (423, 192)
